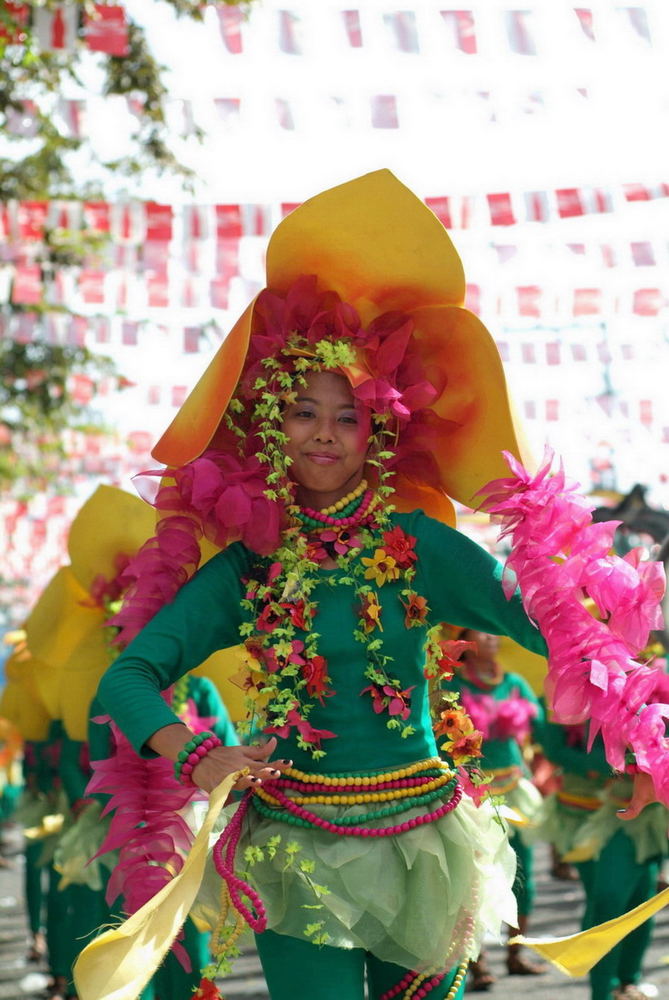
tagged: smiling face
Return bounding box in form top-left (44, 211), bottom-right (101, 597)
top-left (282, 371), bottom-right (371, 509)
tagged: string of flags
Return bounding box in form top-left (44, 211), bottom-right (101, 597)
top-left (0, 2), bottom-right (129, 55)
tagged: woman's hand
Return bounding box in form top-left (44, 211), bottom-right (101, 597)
top-left (190, 737), bottom-right (291, 792)
top-left (147, 723), bottom-right (292, 792)
top-left (617, 770), bottom-right (656, 820)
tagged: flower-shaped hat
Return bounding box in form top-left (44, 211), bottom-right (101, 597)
top-left (152, 170), bottom-right (530, 527)
top-left (22, 486), bottom-right (246, 739)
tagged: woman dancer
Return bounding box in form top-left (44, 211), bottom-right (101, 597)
top-left (88, 171), bottom-right (662, 1000)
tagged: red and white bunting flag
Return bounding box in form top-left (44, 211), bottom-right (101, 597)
top-left (623, 182), bottom-right (652, 202)
top-left (121, 321), bottom-right (138, 346)
top-left (13, 312), bottom-right (37, 343)
top-left (524, 190), bottom-right (550, 222)
top-left (633, 288), bottom-right (664, 316)
top-left (215, 204), bottom-right (242, 239)
top-left (640, 400), bottom-right (654, 425)
top-left (517, 285), bottom-right (542, 318)
top-left (545, 342), bottom-right (561, 365)
top-left (210, 277), bottom-right (230, 310)
top-left (571, 343), bottom-right (588, 362)
top-left (79, 269), bottom-right (106, 305)
top-left (91, 315), bottom-right (111, 343)
top-left (68, 315), bottom-right (88, 347)
top-left (147, 386), bottom-right (161, 405)
top-left (216, 238), bottom-right (239, 279)
top-left (371, 95), bottom-right (399, 129)
top-left (147, 272), bottom-right (169, 309)
top-left (48, 200), bottom-right (81, 231)
top-left (440, 10), bottom-right (477, 54)
top-left (110, 203), bottom-right (144, 243)
top-left (33, 4), bottom-right (78, 51)
top-left (425, 196), bottom-right (453, 229)
top-left (630, 241), bottom-right (655, 266)
top-left (184, 205), bottom-right (210, 241)
top-left (213, 97), bottom-right (241, 125)
top-left (83, 200), bottom-right (110, 233)
top-left (145, 202), bottom-right (173, 242)
top-left (11, 265), bottom-right (42, 305)
top-left (545, 399), bottom-right (560, 422)
top-left (555, 188), bottom-right (585, 218)
top-left (573, 8), bottom-right (596, 42)
top-left (342, 10), bottom-right (363, 47)
top-left (278, 9), bottom-right (302, 55)
top-left (69, 373), bottom-right (94, 404)
top-left (143, 241), bottom-right (170, 271)
top-left (487, 192), bottom-right (515, 226)
top-left (17, 201), bottom-right (48, 241)
top-left (521, 343), bottom-right (537, 364)
top-left (83, 4), bottom-right (128, 55)
top-left (0, 267), bottom-right (12, 304)
top-left (573, 288), bottom-right (602, 316)
top-left (275, 97), bottom-right (295, 130)
top-left (183, 327), bottom-right (201, 353)
top-left (524, 400), bottom-right (537, 420)
top-left (171, 386), bottom-right (188, 408)
top-left (216, 6), bottom-right (244, 54)
top-left (57, 97), bottom-right (83, 139)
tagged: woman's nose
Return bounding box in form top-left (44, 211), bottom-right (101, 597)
top-left (314, 418), bottom-right (336, 443)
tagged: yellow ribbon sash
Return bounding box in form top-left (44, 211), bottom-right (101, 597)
top-left (73, 773), bottom-right (237, 1000)
top-left (516, 885), bottom-right (669, 977)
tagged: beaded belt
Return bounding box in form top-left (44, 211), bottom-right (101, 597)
top-left (251, 756), bottom-right (461, 836)
top-left (212, 758), bottom-right (466, 1000)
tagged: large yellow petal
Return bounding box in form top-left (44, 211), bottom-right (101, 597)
top-left (153, 301), bottom-right (255, 466)
top-left (267, 169), bottom-right (465, 319)
top-left (60, 628), bottom-right (114, 740)
top-left (73, 773), bottom-right (237, 1000)
top-left (407, 303), bottom-right (533, 507)
top-left (191, 645), bottom-right (248, 723)
top-left (0, 651), bottom-right (53, 740)
top-left (497, 638), bottom-right (547, 696)
top-left (68, 485), bottom-right (156, 594)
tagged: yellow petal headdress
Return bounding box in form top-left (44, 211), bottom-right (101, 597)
top-left (152, 170), bottom-right (531, 527)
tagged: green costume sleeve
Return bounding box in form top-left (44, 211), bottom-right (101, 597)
top-left (409, 512), bottom-right (547, 656)
top-left (97, 542), bottom-right (251, 756)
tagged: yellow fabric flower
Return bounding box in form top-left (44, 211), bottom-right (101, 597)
top-left (359, 592), bottom-right (383, 633)
top-left (361, 549), bottom-right (400, 587)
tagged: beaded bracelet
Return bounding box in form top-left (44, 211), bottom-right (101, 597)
top-left (174, 730), bottom-right (222, 786)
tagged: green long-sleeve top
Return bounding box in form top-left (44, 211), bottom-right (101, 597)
top-left (23, 720), bottom-right (63, 796)
top-left (445, 671), bottom-right (544, 771)
top-left (98, 510), bottom-right (548, 773)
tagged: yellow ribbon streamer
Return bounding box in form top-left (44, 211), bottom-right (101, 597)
top-left (516, 885), bottom-right (669, 977)
top-left (73, 773), bottom-right (238, 1000)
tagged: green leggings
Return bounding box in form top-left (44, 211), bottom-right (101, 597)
top-left (254, 929), bottom-right (467, 1000)
top-left (578, 829), bottom-right (660, 1000)
top-left (510, 829), bottom-right (535, 917)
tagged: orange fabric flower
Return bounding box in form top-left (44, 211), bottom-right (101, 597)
top-left (434, 707), bottom-right (472, 739)
top-left (361, 549), bottom-right (400, 586)
top-left (401, 592), bottom-right (429, 628)
top-left (441, 729), bottom-right (484, 765)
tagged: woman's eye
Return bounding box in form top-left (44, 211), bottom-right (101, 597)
top-left (294, 409), bottom-right (314, 419)
top-left (339, 415), bottom-right (358, 424)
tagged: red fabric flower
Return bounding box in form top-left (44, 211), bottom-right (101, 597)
top-left (382, 526), bottom-right (417, 569)
top-left (400, 592), bottom-right (429, 628)
top-left (256, 603), bottom-right (285, 633)
top-left (301, 654), bottom-right (333, 702)
top-left (193, 977), bottom-right (224, 1000)
top-left (280, 599), bottom-right (313, 631)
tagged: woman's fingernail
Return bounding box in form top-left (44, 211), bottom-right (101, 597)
top-left (279, 759), bottom-right (292, 765)
top-left (251, 776), bottom-right (261, 784)
top-left (271, 769), bottom-right (281, 777)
